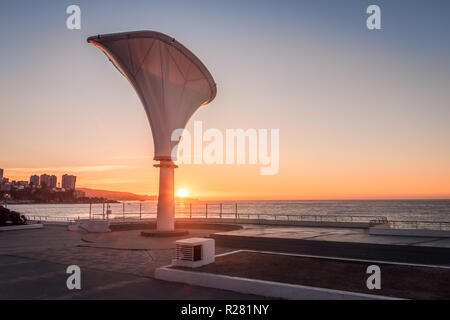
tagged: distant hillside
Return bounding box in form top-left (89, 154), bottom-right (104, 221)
top-left (78, 188), bottom-right (157, 201)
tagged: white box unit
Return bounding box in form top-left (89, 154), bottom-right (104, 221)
top-left (172, 237), bottom-right (215, 268)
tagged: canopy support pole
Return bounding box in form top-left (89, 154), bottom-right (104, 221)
top-left (154, 160), bottom-right (178, 231)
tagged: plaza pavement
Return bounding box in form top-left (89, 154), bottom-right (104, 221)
top-left (0, 225), bottom-right (263, 299)
top-left (216, 224), bottom-right (450, 248)
top-left (2, 223), bottom-right (450, 299)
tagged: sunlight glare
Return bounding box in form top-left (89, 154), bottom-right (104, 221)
top-left (177, 188), bottom-right (189, 198)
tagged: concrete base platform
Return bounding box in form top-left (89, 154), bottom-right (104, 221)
top-left (141, 230), bottom-right (189, 237)
top-left (0, 224), bottom-right (43, 232)
top-left (155, 265), bottom-right (384, 300)
top-left (81, 228), bottom-right (220, 250)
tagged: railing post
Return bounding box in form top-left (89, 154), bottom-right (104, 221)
top-left (123, 202), bottom-right (125, 221)
top-left (190, 203), bottom-right (192, 219)
top-left (220, 203), bottom-right (222, 219)
top-left (89, 202), bottom-right (92, 220)
top-left (102, 202), bottom-right (105, 220)
top-left (205, 203), bottom-right (208, 219)
top-left (140, 201), bottom-right (142, 220)
top-left (235, 203), bottom-right (238, 219)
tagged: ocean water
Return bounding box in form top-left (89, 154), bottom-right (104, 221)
top-left (6, 199), bottom-right (450, 222)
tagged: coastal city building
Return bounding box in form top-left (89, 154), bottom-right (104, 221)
top-left (30, 175), bottom-right (39, 186)
top-left (49, 175), bottom-right (57, 188)
top-left (39, 174), bottom-right (57, 188)
top-left (40, 174), bottom-right (51, 187)
top-left (1, 171), bottom-right (79, 202)
top-left (16, 181), bottom-right (29, 187)
top-left (62, 174), bottom-right (77, 190)
top-left (1, 172), bottom-right (76, 191)
top-left (0, 183), bottom-right (11, 192)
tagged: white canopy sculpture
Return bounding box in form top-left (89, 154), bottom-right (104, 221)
top-left (88, 31), bottom-right (216, 232)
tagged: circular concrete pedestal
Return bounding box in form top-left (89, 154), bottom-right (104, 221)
top-left (141, 230), bottom-right (189, 238)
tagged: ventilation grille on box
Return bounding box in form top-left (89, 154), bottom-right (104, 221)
top-left (176, 244), bottom-right (202, 261)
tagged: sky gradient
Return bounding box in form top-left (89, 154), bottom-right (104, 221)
top-left (1, 0), bottom-right (450, 200)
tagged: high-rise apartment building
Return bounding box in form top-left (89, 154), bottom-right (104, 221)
top-left (62, 174), bottom-right (77, 190)
top-left (40, 174), bottom-right (51, 187)
top-left (30, 175), bottom-right (39, 186)
top-left (49, 175), bottom-right (57, 188)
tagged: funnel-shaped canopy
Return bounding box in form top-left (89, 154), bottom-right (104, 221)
top-left (88, 31), bottom-right (216, 160)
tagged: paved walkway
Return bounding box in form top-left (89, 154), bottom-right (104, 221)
top-left (0, 255), bottom-right (264, 299)
top-left (2, 223), bottom-right (449, 299)
top-left (0, 226), bottom-right (261, 299)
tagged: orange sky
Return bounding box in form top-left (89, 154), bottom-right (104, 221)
top-left (3, 148), bottom-right (450, 201)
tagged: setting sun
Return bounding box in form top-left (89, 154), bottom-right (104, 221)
top-left (176, 188), bottom-right (189, 198)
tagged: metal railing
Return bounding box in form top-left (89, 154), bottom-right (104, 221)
top-left (27, 212), bottom-right (450, 232)
top-left (26, 215), bottom-right (77, 222)
top-left (388, 220), bottom-right (450, 231)
top-left (177, 212), bottom-right (388, 224)
top-left (26, 211), bottom-right (388, 226)
top-left (19, 201), bottom-right (450, 231)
